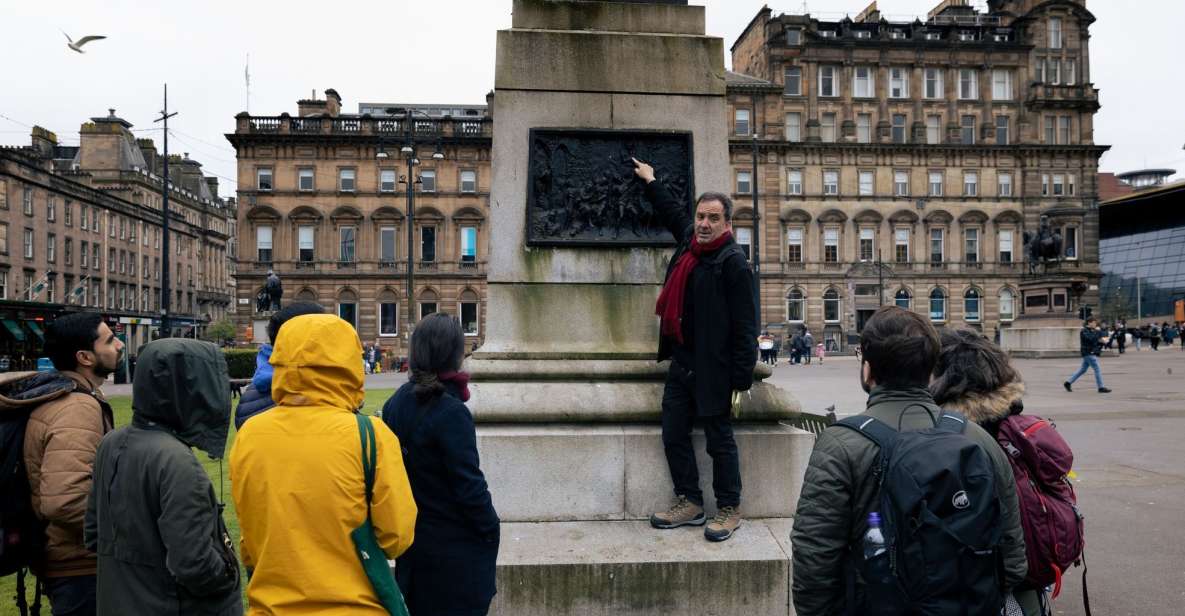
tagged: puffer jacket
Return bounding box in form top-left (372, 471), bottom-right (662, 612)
top-left (22, 370), bottom-right (113, 577)
top-left (940, 380), bottom-right (1044, 616)
top-left (230, 314), bottom-right (417, 616)
top-left (234, 345), bottom-right (276, 430)
top-left (85, 339), bottom-right (242, 616)
top-left (790, 386), bottom-right (1027, 616)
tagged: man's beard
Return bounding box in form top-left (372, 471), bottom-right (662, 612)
top-left (92, 352), bottom-right (119, 378)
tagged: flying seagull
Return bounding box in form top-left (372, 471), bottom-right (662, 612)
top-left (62, 31), bottom-right (106, 54)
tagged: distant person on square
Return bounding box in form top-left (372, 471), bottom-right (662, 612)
top-left (1064, 317), bottom-right (1111, 394)
top-left (633, 158), bottom-right (757, 543)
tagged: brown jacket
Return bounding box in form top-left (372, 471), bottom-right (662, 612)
top-left (23, 371), bottom-right (113, 577)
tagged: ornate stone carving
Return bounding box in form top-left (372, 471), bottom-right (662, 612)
top-left (526, 129), bottom-right (694, 246)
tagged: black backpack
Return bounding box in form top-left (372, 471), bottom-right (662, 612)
top-left (1, 371), bottom-right (77, 615)
top-left (838, 410), bottom-right (1004, 616)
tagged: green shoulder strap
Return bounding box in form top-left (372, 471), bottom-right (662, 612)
top-left (355, 414), bottom-right (377, 511)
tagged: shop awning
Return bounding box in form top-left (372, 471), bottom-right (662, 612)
top-left (24, 321), bottom-right (45, 343)
top-left (2, 319), bottom-right (26, 342)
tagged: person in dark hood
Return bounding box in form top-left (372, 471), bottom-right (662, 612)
top-left (84, 338), bottom-right (243, 616)
top-left (234, 302), bottom-right (324, 429)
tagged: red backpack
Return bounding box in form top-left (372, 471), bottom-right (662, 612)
top-left (996, 415), bottom-right (1085, 598)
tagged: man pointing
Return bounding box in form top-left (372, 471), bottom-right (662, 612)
top-left (633, 158), bottom-right (757, 542)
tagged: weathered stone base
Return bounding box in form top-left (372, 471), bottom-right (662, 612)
top-left (493, 519), bottom-right (797, 616)
top-left (478, 423), bottom-right (813, 522)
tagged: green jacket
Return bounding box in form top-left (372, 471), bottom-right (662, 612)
top-left (790, 386), bottom-right (1028, 616)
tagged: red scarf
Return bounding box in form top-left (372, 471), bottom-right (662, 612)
top-left (655, 231), bottom-right (733, 344)
top-left (438, 370), bottom-right (471, 402)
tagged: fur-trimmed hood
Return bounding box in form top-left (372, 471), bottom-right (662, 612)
top-left (940, 380), bottom-right (1025, 425)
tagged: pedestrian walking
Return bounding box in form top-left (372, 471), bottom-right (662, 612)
top-left (814, 342), bottom-right (825, 365)
top-left (85, 339), bottom-right (243, 616)
top-left (230, 314), bottom-right (417, 615)
top-left (235, 302), bottom-right (324, 430)
top-left (789, 331), bottom-right (802, 365)
top-left (771, 332), bottom-right (782, 366)
top-left (635, 158), bottom-right (757, 543)
top-left (1162, 322), bottom-right (1175, 347)
top-left (1064, 317), bottom-right (1111, 393)
top-left (802, 329), bottom-right (814, 365)
top-left (382, 313), bottom-right (500, 616)
top-left (790, 306), bottom-right (1027, 615)
top-left (1150, 323), bottom-right (1162, 351)
top-left (23, 313), bottom-right (123, 615)
top-left (1116, 319), bottom-right (1127, 354)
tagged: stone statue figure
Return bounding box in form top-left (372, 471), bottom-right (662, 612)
top-left (265, 270), bottom-right (283, 311)
top-left (255, 288), bottom-right (269, 314)
top-left (1022, 215), bottom-right (1064, 274)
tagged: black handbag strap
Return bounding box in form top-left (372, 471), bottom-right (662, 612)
top-left (355, 414), bottom-right (377, 515)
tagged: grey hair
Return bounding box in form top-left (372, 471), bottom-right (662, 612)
top-left (695, 192), bottom-right (734, 221)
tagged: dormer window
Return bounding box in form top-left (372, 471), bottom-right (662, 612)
top-left (819, 30), bottom-right (837, 39)
top-left (925, 31), bottom-right (941, 41)
top-left (993, 32), bottom-right (1011, 42)
top-left (889, 30), bottom-right (907, 40)
top-left (958, 31), bottom-right (977, 42)
top-left (854, 30), bottom-right (872, 39)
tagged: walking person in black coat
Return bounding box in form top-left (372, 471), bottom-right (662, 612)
top-left (382, 313), bottom-right (500, 615)
top-left (85, 339), bottom-right (242, 616)
top-left (633, 158), bottom-right (757, 543)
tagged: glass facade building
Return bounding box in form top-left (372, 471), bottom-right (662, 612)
top-left (1099, 181), bottom-right (1185, 320)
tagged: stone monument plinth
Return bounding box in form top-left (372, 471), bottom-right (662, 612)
top-left (468, 2), bottom-right (809, 614)
top-left (1002, 274), bottom-right (1089, 358)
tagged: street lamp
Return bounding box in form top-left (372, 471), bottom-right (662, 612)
top-left (376, 107), bottom-right (444, 350)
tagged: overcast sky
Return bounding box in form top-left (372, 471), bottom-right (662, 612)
top-left (4, 0), bottom-right (1182, 199)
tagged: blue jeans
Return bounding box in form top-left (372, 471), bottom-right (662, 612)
top-left (1068, 355), bottom-right (1105, 389)
top-left (44, 575), bottom-right (97, 616)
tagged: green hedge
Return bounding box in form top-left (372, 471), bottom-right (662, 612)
top-left (224, 348), bottom-right (258, 379)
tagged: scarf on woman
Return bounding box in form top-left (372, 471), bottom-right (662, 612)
top-left (654, 230), bottom-right (733, 344)
top-left (437, 370), bottom-right (471, 402)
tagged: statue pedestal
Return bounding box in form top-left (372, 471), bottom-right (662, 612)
top-left (467, 2), bottom-right (809, 614)
top-left (1001, 276), bottom-right (1087, 358)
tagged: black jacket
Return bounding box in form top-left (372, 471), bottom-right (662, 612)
top-left (645, 180), bottom-right (758, 416)
top-left (381, 380), bottom-right (499, 612)
top-left (85, 339), bottom-right (242, 616)
top-left (233, 382), bottom-right (274, 430)
top-left (1079, 327), bottom-right (1104, 357)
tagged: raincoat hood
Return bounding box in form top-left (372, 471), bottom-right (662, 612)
top-left (131, 338), bottom-right (231, 458)
top-left (270, 314), bottom-right (364, 412)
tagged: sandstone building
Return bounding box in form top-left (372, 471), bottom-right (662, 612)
top-left (0, 112), bottom-right (235, 369)
top-left (726, 0), bottom-right (1105, 350)
top-left (227, 90), bottom-right (491, 356)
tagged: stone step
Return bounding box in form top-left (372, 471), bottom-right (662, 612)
top-left (493, 519), bottom-right (796, 616)
top-left (478, 423), bottom-right (813, 522)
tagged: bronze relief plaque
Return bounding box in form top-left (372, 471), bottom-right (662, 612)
top-left (526, 128), bottom-right (694, 247)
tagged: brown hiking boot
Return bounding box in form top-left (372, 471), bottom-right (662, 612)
top-left (704, 506), bottom-right (742, 542)
top-left (650, 496), bottom-right (706, 529)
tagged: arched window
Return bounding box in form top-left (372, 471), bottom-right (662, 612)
top-left (419, 288), bottom-right (439, 320)
top-left (929, 288), bottom-right (947, 322)
top-left (787, 289), bottom-right (805, 322)
top-left (1000, 288), bottom-right (1015, 321)
top-left (895, 288), bottom-right (911, 309)
top-left (964, 288), bottom-right (981, 322)
top-left (823, 288), bottom-right (841, 323)
top-left (337, 288), bottom-right (358, 328)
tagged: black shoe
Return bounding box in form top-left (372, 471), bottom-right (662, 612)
top-left (1099, 387), bottom-right (1112, 393)
top-left (1063, 382), bottom-right (1072, 392)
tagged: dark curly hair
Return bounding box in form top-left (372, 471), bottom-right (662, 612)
top-left (930, 328), bottom-right (1021, 407)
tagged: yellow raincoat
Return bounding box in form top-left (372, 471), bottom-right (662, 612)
top-left (230, 314), bottom-right (416, 615)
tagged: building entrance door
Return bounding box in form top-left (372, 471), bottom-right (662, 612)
top-left (856, 309), bottom-right (876, 333)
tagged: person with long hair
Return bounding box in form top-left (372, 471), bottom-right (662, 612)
top-left (382, 313), bottom-right (500, 615)
top-left (930, 328), bottom-right (1043, 615)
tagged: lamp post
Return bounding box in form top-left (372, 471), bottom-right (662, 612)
top-left (376, 107), bottom-right (443, 350)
